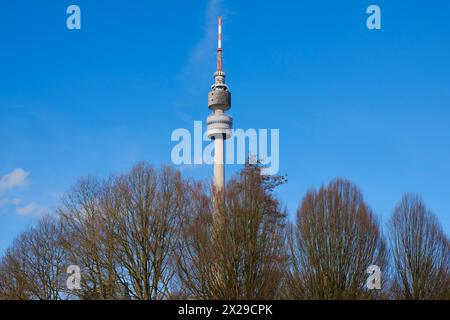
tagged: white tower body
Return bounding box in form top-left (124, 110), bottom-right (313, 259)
top-left (206, 17), bottom-right (232, 192)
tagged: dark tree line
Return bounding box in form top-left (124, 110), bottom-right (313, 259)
top-left (0, 163), bottom-right (448, 300)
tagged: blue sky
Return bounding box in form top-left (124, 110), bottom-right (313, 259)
top-left (1, 0), bottom-right (450, 253)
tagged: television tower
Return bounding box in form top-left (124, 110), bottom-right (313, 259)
top-left (206, 16), bottom-right (232, 193)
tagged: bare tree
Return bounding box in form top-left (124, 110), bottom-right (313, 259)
top-left (288, 178), bottom-right (387, 299)
top-left (388, 194), bottom-right (450, 300)
top-left (58, 163), bottom-right (188, 300)
top-left (178, 163), bottom-right (288, 299)
top-left (108, 164), bottom-right (187, 299)
top-left (59, 177), bottom-right (124, 300)
top-left (0, 237), bottom-right (33, 300)
top-left (0, 216), bottom-right (67, 300)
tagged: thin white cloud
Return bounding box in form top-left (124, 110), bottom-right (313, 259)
top-left (178, 0), bottom-right (225, 93)
top-left (0, 198), bottom-right (21, 208)
top-left (0, 168), bottom-right (51, 217)
top-left (16, 202), bottom-right (49, 217)
top-left (0, 168), bottom-right (30, 195)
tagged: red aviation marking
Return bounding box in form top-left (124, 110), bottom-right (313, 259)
top-left (217, 16), bottom-right (223, 72)
top-left (218, 16), bottom-right (222, 49)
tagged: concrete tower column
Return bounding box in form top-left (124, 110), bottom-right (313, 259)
top-left (213, 134), bottom-right (225, 191)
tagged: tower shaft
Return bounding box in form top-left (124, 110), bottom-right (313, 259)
top-left (213, 135), bottom-right (225, 190)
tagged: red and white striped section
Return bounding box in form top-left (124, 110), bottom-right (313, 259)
top-left (218, 16), bottom-right (222, 49)
top-left (217, 16), bottom-right (223, 72)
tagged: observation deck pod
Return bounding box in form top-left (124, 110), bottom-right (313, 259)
top-left (206, 113), bottom-right (233, 139)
